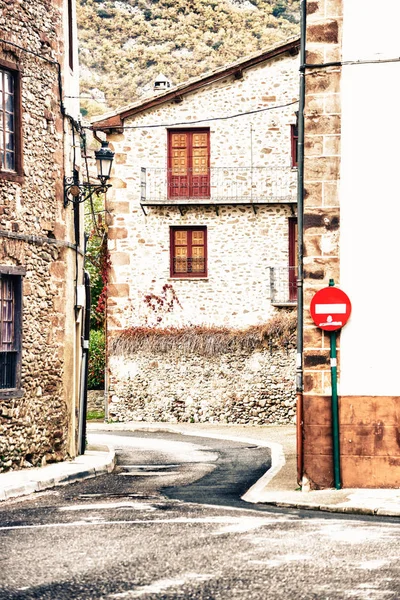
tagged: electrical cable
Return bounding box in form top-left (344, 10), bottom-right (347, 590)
top-left (87, 99), bottom-right (299, 131)
top-left (303, 56), bottom-right (400, 72)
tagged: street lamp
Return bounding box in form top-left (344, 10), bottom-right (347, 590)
top-left (64, 140), bottom-right (115, 207)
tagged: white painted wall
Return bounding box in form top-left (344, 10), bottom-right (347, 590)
top-left (105, 52), bottom-right (299, 330)
top-left (339, 0), bottom-right (400, 394)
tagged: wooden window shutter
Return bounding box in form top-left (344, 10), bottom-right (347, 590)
top-left (168, 130), bottom-right (210, 198)
top-left (170, 227), bottom-right (207, 278)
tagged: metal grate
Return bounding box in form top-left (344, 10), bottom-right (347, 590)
top-left (270, 266), bottom-right (297, 305)
top-left (0, 351), bottom-right (17, 389)
top-left (173, 257), bottom-right (205, 274)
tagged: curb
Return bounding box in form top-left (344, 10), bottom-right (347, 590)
top-left (259, 500), bottom-right (400, 518)
top-left (0, 447), bottom-right (116, 502)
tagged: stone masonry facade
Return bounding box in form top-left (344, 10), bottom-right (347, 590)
top-left (104, 49), bottom-right (300, 331)
top-left (109, 347), bottom-right (296, 425)
top-left (301, 0), bottom-right (343, 488)
top-left (302, 0), bottom-right (400, 489)
top-left (303, 0), bottom-right (342, 399)
top-left (0, 0), bottom-right (83, 471)
top-left (94, 44), bottom-right (299, 425)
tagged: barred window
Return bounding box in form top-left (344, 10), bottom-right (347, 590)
top-left (0, 275), bottom-right (22, 390)
top-left (0, 69), bottom-right (16, 171)
top-left (170, 227), bottom-right (207, 278)
top-left (0, 63), bottom-right (22, 180)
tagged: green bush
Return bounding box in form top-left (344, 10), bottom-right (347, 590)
top-left (88, 329), bottom-right (105, 390)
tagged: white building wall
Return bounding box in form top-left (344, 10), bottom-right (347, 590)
top-left (339, 0), bottom-right (400, 394)
top-left (106, 52), bottom-right (299, 330)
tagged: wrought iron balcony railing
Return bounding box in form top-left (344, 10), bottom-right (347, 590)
top-left (270, 266), bottom-right (297, 305)
top-left (141, 166), bottom-right (297, 207)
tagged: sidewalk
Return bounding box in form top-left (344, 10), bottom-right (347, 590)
top-left (0, 444), bottom-right (115, 502)
top-left (1, 421), bottom-right (399, 517)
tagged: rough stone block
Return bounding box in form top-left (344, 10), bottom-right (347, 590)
top-left (305, 135), bottom-right (324, 156)
top-left (108, 284), bottom-right (130, 297)
top-left (108, 227), bottom-right (128, 240)
top-left (323, 93), bottom-right (341, 115)
top-left (305, 115), bottom-right (341, 135)
top-left (308, 20), bottom-right (339, 44)
top-left (111, 252), bottom-right (130, 266)
top-left (305, 156), bottom-right (341, 181)
top-left (306, 70), bottom-right (341, 95)
top-left (323, 134), bottom-right (340, 156)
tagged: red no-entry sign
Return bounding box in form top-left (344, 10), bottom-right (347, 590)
top-left (310, 286), bottom-right (351, 331)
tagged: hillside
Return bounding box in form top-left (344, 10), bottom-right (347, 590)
top-left (77, 0), bottom-right (299, 117)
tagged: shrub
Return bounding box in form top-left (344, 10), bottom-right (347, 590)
top-left (88, 329), bottom-right (105, 390)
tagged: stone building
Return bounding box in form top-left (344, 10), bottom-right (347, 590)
top-left (301, 0), bottom-right (400, 487)
top-left (92, 38), bottom-right (300, 424)
top-left (0, 0), bottom-right (87, 470)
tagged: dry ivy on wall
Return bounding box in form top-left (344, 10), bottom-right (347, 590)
top-left (111, 310), bottom-right (296, 357)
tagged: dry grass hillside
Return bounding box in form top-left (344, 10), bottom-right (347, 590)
top-left (77, 0), bottom-right (299, 117)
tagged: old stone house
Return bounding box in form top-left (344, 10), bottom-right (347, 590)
top-left (300, 0), bottom-right (400, 488)
top-left (93, 37), bottom-right (300, 424)
top-left (0, 0), bottom-right (88, 470)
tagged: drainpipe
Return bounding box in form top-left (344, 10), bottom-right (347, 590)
top-left (78, 270), bottom-right (91, 455)
top-left (296, 0), bottom-right (306, 486)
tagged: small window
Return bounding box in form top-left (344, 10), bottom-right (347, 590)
top-left (291, 124), bottom-right (298, 168)
top-left (170, 227), bottom-right (207, 278)
top-left (0, 274), bottom-right (22, 391)
top-left (0, 62), bottom-right (22, 180)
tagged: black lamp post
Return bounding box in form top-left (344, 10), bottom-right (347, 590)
top-left (64, 140), bottom-right (115, 207)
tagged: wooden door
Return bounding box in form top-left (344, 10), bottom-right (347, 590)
top-left (168, 130), bottom-right (210, 198)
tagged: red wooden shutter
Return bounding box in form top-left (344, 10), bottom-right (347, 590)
top-left (291, 124), bottom-right (298, 168)
top-left (171, 227), bottom-right (207, 277)
top-left (174, 230), bottom-right (188, 272)
top-left (191, 230), bottom-right (205, 272)
top-left (168, 130), bottom-right (210, 199)
top-left (169, 132), bottom-right (189, 197)
top-left (191, 133), bottom-right (210, 197)
top-left (289, 218), bottom-right (298, 301)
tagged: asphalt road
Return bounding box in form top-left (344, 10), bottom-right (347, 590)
top-left (1, 430), bottom-right (399, 600)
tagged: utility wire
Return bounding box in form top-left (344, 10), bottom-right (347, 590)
top-left (86, 99), bottom-right (298, 131)
top-left (303, 56), bottom-right (400, 71)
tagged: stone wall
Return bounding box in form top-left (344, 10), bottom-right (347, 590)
top-left (0, 0), bottom-right (83, 471)
top-left (104, 49), bottom-right (300, 333)
top-left (108, 346), bottom-right (296, 425)
top-left (87, 390), bottom-right (105, 413)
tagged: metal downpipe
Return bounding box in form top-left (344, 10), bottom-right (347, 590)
top-left (296, 0), bottom-right (307, 486)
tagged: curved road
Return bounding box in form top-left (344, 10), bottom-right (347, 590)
top-left (0, 430), bottom-right (399, 599)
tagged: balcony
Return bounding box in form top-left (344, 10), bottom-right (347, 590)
top-left (140, 166), bottom-right (297, 214)
top-left (270, 266), bottom-right (297, 306)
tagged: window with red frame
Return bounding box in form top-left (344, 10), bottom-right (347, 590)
top-left (291, 123), bottom-right (298, 168)
top-left (168, 130), bottom-right (210, 198)
top-left (170, 227), bottom-right (207, 278)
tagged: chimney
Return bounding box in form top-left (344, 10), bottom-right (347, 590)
top-left (154, 73), bottom-right (172, 93)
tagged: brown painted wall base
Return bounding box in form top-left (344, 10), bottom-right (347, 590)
top-left (302, 395), bottom-right (400, 489)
